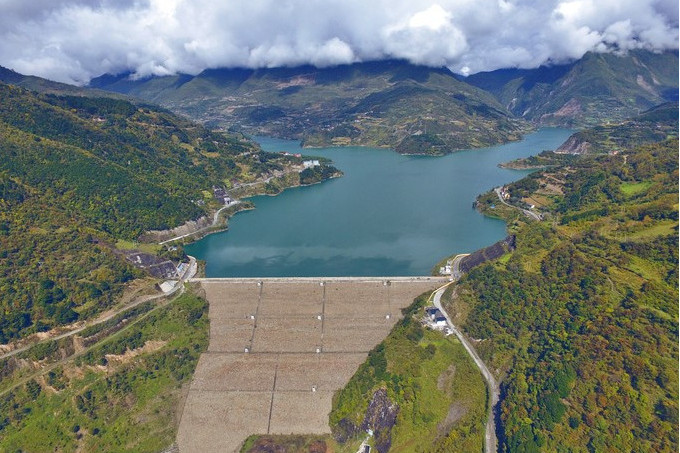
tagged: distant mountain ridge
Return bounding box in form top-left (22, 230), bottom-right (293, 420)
top-left (555, 102), bottom-right (679, 154)
top-left (90, 60), bottom-right (530, 155)
top-left (464, 50), bottom-right (678, 127)
top-left (89, 50), bottom-right (678, 152)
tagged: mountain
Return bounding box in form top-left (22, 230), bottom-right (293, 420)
top-left (464, 50), bottom-right (678, 127)
top-left (0, 80), bottom-right (334, 342)
top-left (90, 51), bottom-right (678, 149)
top-left (90, 60), bottom-right (530, 155)
top-left (556, 102), bottom-right (679, 154)
top-left (501, 102), bottom-right (679, 169)
top-left (467, 137), bottom-right (678, 452)
top-left (0, 65), bottom-right (128, 99)
top-left (0, 72), bottom-right (343, 452)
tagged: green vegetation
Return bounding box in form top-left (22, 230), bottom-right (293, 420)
top-left (466, 50), bottom-right (678, 127)
top-left (0, 290), bottom-right (209, 452)
top-left (0, 81), bottom-right (333, 341)
top-left (91, 60), bottom-right (530, 155)
top-left (460, 138), bottom-right (678, 452)
top-left (329, 293), bottom-right (487, 452)
top-left (241, 435), bottom-right (343, 453)
top-left (620, 181), bottom-right (653, 197)
top-left (555, 103), bottom-right (678, 155)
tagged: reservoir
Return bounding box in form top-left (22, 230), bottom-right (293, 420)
top-left (186, 128), bottom-right (572, 277)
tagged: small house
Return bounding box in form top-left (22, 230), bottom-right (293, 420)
top-left (303, 160), bottom-right (320, 168)
top-left (426, 307), bottom-right (447, 327)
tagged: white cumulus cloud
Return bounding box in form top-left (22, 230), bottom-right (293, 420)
top-left (0, 0), bottom-right (676, 84)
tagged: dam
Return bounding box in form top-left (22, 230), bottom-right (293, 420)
top-left (177, 277), bottom-right (448, 452)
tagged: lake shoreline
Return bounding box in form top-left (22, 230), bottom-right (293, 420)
top-left (187, 128), bottom-right (573, 278)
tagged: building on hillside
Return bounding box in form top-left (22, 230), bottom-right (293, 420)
top-left (303, 160), bottom-right (320, 168)
top-left (212, 186), bottom-right (234, 205)
top-left (425, 307), bottom-right (448, 327)
top-left (433, 310), bottom-right (447, 327)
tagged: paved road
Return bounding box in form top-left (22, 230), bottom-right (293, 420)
top-left (494, 187), bottom-right (542, 221)
top-left (450, 253), bottom-right (469, 281)
top-left (431, 254), bottom-right (499, 453)
top-left (160, 203), bottom-right (241, 245)
top-left (190, 276), bottom-right (448, 283)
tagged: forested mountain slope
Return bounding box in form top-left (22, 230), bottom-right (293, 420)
top-left (500, 103), bottom-right (679, 169)
top-left (0, 82), bottom-right (311, 341)
top-left (555, 102), bottom-right (679, 154)
top-left (464, 50), bottom-right (678, 127)
top-left (0, 76), bottom-right (337, 452)
top-left (467, 137), bottom-right (678, 451)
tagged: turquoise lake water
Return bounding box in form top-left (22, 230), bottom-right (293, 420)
top-left (186, 128), bottom-right (573, 277)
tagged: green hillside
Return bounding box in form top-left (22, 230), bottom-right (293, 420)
top-left (468, 137), bottom-right (678, 451)
top-left (501, 103), bottom-right (679, 169)
top-left (0, 82), bottom-right (332, 342)
top-left (465, 50), bottom-right (678, 127)
top-left (329, 294), bottom-right (488, 452)
top-left (311, 131), bottom-right (678, 452)
top-left (0, 289), bottom-right (210, 452)
top-left (90, 60), bottom-right (530, 155)
top-left (555, 103), bottom-right (679, 154)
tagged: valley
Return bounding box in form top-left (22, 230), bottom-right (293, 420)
top-left (0, 47), bottom-right (677, 453)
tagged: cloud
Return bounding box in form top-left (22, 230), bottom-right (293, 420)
top-left (0, 0), bottom-right (676, 84)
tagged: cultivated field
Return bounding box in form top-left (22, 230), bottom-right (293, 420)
top-left (177, 277), bottom-right (446, 453)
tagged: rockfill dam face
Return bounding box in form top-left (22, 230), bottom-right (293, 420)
top-left (177, 277), bottom-right (447, 453)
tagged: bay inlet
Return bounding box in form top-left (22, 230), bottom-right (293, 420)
top-left (186, 128), bottom-right (573, 277)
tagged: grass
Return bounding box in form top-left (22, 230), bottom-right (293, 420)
top-left (620, 181), bottom-right (652, 197)
top-left (389, 331), bottom-right (487, 452)
top-left (614, 219), bottom-right (677, 240)
top-left (240, 435), bottom-right (353, 453)
top-left (115, 239), bottom-right (161, 254)
top-left (497, 253), bottom-right (512, 265)
top-left (330, 292), bottom-right (487, 451)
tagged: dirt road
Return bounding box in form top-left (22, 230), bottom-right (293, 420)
top-left (0, 257), bottom-right (196, 361)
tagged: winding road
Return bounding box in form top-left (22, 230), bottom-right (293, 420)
top-left (431, 254), bottom-right (499, 453)
top-left (159, 203), bottom-right (241, 245)
top-left (494, 187), bottom-right (542, 221)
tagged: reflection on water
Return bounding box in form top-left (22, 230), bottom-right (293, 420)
top-left (186, 128), bottom-right (573, 277)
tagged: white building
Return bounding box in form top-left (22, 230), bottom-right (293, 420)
top-left (303, 160), bottom-right (320, 168)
